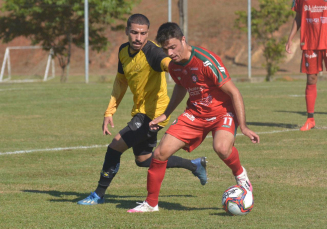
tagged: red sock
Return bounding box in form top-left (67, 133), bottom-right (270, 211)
top-left (145, 158), bottom-right (167, 207)
top-left (305, 84), bottom-right (317, 114)
top-left (222, 147), bottom-right (243, 176)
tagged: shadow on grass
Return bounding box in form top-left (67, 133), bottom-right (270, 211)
top-left (247, 122), bottom-right (298, 129)
top-left (22, 190), bottom-right (217, 211)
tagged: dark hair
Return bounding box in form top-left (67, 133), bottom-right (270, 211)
top-left (156, 22), bottom-right (184, 45)
top-left (127, 14), bottom-right (150, 29)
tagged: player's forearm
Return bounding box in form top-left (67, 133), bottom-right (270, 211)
top-left (230, 90), bottom-right (247, 131)
top-left (163, 84), bottom-right (187, 118)
top-left (287, 13), bottom-right (301, 42)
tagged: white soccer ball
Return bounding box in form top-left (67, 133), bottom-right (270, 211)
top-left (222, 185), bottom-right (254, 216)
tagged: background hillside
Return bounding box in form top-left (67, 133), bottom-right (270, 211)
top-left (0, 0), bottom-right (304, 80)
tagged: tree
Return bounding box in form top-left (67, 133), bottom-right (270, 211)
top-left (0, 0), bottom-right (137, 82)
top-left (235, 0), bottom-right (294, 81)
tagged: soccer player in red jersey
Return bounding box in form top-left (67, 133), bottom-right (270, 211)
top-left (77, 15), bottom-right (208, 206)
top-left (128, 22), bottom-right (260, 213)
top-left (286, 0), bottom-right (327, 131)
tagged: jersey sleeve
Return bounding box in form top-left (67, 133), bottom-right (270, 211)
top-left (206, 62), bottom-right (231, 88)
top-left (104, 72), bottom-right (128, 117)
top-left (117, 42), bottom-right (129, 74)
top-left (160, 57), bottom-right (171, 72)
top-left (143, 41), bottom-right (169, 72)
top-left (292, 0), bottom-right (301, 12)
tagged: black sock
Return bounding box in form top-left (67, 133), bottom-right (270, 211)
top-left (135, 153), bottom-right (196, 172)
top-left (95, 146), bottom-right (122, 198)
top-left (308, 113), bottom-right (314, 118)
top-left (167, 156), bottom-right (197, 172)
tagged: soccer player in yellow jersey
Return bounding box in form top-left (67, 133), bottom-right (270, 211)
top-left (78, 14), bottom-right (207, 205)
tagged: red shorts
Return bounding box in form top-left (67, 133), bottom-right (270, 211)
top-left (301, 50), bottom-right (327, 74)
top-left (166, 111), bottom-right (238, 152)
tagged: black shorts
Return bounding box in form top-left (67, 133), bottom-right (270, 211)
top-left (119, 113), bottom-right (162, 156)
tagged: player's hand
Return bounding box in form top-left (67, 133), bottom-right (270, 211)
top-left (241, 127), bottom-right (260, 144)
top-left (285, 41), bottom-right (292, 54)
top-left (149, 114), bottom-right (167, 131)
top-left (102, 116), bottom-right (114, 135)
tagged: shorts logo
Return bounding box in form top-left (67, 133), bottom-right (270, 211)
top-left (135, 122), bottom-right (142, 129)
top-left (305, 62), bottom-right (309, 67)
top-left (305, 52), bottom-right (317, 59)
top-left (172, 119), bottom-right (178, 125)
top-left (177, 77), bottom-right (181, 80)
top-left (183, 112), bottom-right (195, 121)
top-left (191, 74), bottom-right (198, 83)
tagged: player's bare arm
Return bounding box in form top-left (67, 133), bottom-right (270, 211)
top-left (286, 12), bottom-right (301, 54)
top-left (220, 81), bottom-right (260, 144)
top-left (149, 84), bottom-right (187, 130)
top-left (102, 116), bottom-right (114, 135)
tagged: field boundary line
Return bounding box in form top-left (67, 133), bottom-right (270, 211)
top-left (2, 127), bottom-right (322, 156)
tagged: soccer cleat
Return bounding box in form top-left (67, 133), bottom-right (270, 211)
top-left (77, 192), bottom-right (104, 205)
top-left (127, 201), bottom-right (159, 213)
top-left (300, 118), bottom-right (315, 131)
top-left (191, 157), bottom-right (207, 185)
top-left (235, 166), bottom-right (253, 192)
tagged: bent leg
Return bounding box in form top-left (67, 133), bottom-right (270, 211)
top-left (146, 134), bottom-right (185, 207)
top-left (213, 130), bottom-right (242, 176)
top-left (95, 133), bottom-right (127, 198)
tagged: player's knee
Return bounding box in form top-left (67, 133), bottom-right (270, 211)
top-left (153, 149), bottom-right (168, 161)
top-left (307, 74), bottom-right (318, 84)
top-left (135, 154), bottom-right (153, 167)
top-left (213, 143), bottom-right (231, 158)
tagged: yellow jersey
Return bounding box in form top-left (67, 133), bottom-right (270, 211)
top-left (104, 40), bottom-right (171, 127)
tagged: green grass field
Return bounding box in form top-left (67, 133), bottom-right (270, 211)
top-left (1, 76), bottom-right (327, 228)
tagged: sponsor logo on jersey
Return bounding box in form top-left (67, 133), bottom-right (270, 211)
top-left (304, 5), bottom-right (327, 13)
top-left (306, 18), bottom-right (320, 24)
top-left (173, 69), bottom-right (182, 71)
top-left (321, 17), bottom-right (327, 23)
top-left (196, 95), bottom-right (213, 106)
top-left (182, 112), bottom-right (195, 121)
top-left (188, 87), bottom-right (201, 96)
top-left (190, 67), bottom-right (198, 70)
top-left (191, 74), bottom-right (198, 83)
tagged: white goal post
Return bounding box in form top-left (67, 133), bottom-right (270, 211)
top-left (0, 46), bottom-right (55, 83)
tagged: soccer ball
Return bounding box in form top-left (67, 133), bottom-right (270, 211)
top-left (222, 185), bottom-right (253, 216)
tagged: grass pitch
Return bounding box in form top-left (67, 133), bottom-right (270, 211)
top-left (1, 76), bottom-right (327, 228)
